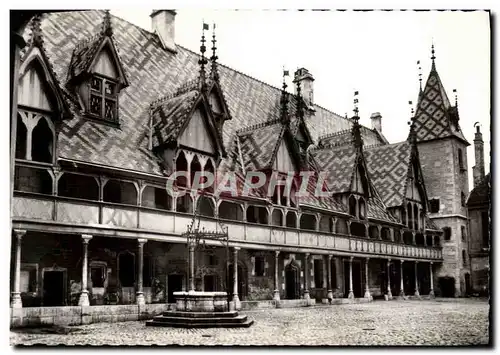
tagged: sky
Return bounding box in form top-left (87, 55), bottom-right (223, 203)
top-left (112, 9), bottom-right (490, 191)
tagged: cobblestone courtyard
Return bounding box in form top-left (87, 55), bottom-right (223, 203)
top-left (11, 299), bottom-right (489, 346)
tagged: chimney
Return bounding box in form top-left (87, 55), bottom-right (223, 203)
top-left (293, 68), bottom-right (315, 109)
top-left (473, 124), bottom-right (485, 188)
top-left (370, 112), bottom-right (382, 132)
top-left (150, 10), bottom-right (176, 53)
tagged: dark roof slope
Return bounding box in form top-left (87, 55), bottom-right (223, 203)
top-left (467, 173), bottom-right (491, 207)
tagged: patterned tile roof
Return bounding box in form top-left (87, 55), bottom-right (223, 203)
top-left (318, 125), bottom-right (385, 149)
top-left (298, 173), bottom-right (347, 214)
top-left (26, 10), bottom-right (386, 176)
top-left (311, 145), bottom-right (357, 194)
top-left (364, 141), bottom-right (412, 208)
top-left (237, 121), bottom-right (284, 171)
top-left (414, 66), bottom-right (468, 144)
top-left (367, 197), bottom-right (398, 223)
top-left (151, 89), bottom-right (200, 147)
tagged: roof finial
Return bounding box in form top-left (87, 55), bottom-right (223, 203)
top-left (29, 14), bottom-right (44, 47)
top-left (210, 23), bottom-right (219, 81)
top-left (408, 100), bottom-right (417, 145)
top-left (431, 40), bottom-right (436, 70)
top-left (280, 68), bottom-right (289, 124)
top-left (353, 90), bottom-right (359, 118)
top-left (199, 22), bottom-right (209, 91)
top-left (453, 88), bottom-right (458, 107)
top-left (352, 90), bottom-right (362, 148)
top-left (295, 69), bottom-right (304, 119)
top-left (417, 60), bottom-right (423, 94)
top-left (101, 10), bottom-right (113, 37)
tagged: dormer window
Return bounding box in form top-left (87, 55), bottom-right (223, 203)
top-left (89, 75), bottom-right (118, 123)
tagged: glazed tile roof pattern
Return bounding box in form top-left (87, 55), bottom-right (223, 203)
top-left (311, 145), bottom-right (357, 194)
top-left (367, 197), bottom-right (398, 223)
top-left (318, 125), bottom-right (385, 150)
top-left (151, 89), bottom-right (200, 147)
top-left (364, 141), bottom-right (412, 208)
top-left (298, 173), bottom-right (347, 214)
top-left (237, 121), bottom-right (285, 171)
top-left (413, 67), bottom-right (468, 144)
top-left (27, 10), bottom-right (385, 176)
top-left (67, 34), bottom-right (102, 81)
top-left (467, 173), bottom-right (491, 207)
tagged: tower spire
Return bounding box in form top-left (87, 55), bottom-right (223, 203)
top-left (101, 10), bottom-right (113, 37)
top-left (29, 14), bottom-right (44, 47)
top-left (280, 68), bottom-right (289, 124)
top-left (198, 22), bottom-right (209, 91)
top-left (210, 23), bottom-right (219, 81)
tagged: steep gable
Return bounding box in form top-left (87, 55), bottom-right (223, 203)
top-left (413, 63), bottom-right (468, 145)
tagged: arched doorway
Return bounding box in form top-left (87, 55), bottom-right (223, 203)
top-left (285, 259), bottom-right (300, 299)
top-left (227, 263), bottom-right (247, 301)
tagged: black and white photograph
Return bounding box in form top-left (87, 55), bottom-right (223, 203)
top-left (7, 6), bottom-right (491, 347)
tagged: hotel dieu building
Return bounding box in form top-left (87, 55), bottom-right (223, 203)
top-left (9, 10), bottom-right (473, 326)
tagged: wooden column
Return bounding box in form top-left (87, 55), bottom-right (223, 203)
top-left (273, 251), bottom-right (280, 301)
top-left (399, 260), bottom-right (405, 298)
top-left (11, 229), bottom-right (26, 308)
top-left (327, 255), bottom-right (333, 301)
top-left (233, 247), bottom-right (241, 310)
top-left (348, 257), bottom-right (354, 299)
top-left (136, 238), bottom-right (147, 305)
top-left (78, 234), bottom-right (92, 306)
top-left (364, 258), bottom-right (371, 299)
top-left (387, 259), bottom-right (393, 299)
top-left (429, 262), bottom-right (435, 298)
top-left (414, 261), bottom-right (420, 297)
top-left (303, 253), bottom-right (311, 301)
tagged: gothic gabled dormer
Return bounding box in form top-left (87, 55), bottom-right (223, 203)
top-left (150, 24), bottom-right (227, 183)
top-left (18, 15), bottom-right (70, 120)
top-left (16, 14), bottom-right (71, 164)
top-left (207, 25), bottom-right (232, 136)
top-left (66, 10), bottom-right (129, 125)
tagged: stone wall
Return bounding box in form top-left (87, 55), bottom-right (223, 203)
top-left (10, 304), bottom-right (167, 328)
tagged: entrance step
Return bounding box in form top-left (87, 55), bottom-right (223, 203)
top-left (145, 310), bottom-right (253, 329)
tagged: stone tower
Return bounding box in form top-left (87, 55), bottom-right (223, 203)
top-left (412, 47), bottom-right (470, 297)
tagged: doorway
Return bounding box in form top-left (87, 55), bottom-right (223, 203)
top-left (439, 277), bottom-right (456, 297)
top-left (43, 270), bottom-right (66, 306)
top-left (343, 260), bottom-right (362, 298)
top-left (285, 261), bottom-right (300, 299)
top-left (168, 274), bottom-right (183, 303)
top-left (204, 275), bottom-right (217, 292)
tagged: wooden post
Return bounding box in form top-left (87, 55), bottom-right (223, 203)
top-left (348, 257), bottom-right (354, 299)
top-left (136, 238), bottom-right (147, 305)
top-left (78, 234), bottom-right (92, 306)
top-left (273, 251), bottom-right (280, 301)
top-left (233, 247), bottom-right (241, 310)
top-left (11, 229), bottom-right (26, 308)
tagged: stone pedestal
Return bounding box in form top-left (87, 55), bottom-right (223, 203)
top-left (174, 291), bottom-right (229, 312)
top-left (11, 293), bottom-right (22, 309)
top-left (78, 290), bottom-right (90, 307)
